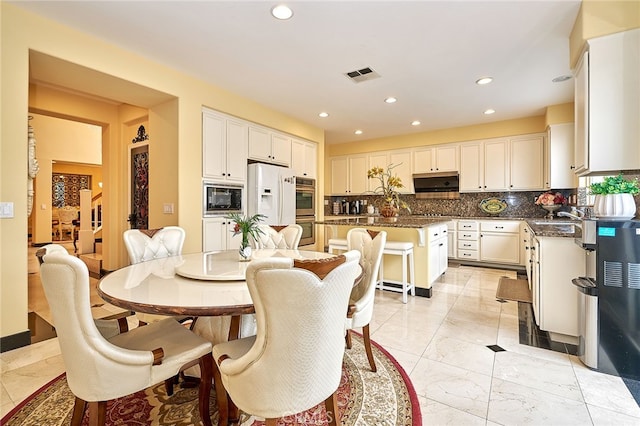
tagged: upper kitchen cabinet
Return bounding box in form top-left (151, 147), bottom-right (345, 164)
top-left (460, 139), bottom-right (508, 192)
top-left (291, 138), bottom-right (317, 179)
top-left (574, 29), bottom-right (640, 175)
top-left (368, 150), bottom-right (413, 193)
top-left (460, 136), bottom-right (543, 192)
top-left (546, 123), bottom-right (577, 189)
top-left (202, 108), bottom-right (248, 183)
top-left (413, 145), bottom-right (459, 174)
top-left (330, 154), bottom-right (368, 195)
top-left (248, 125), bottom-right (291, 167)
top-left (509, 135), bottom-right (544, 190)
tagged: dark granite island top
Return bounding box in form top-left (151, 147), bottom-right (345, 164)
top-left (316, 215), bottom-right (451, 229)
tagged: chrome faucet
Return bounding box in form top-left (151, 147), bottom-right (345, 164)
top-left (557, 211), bottom-right (583, 220)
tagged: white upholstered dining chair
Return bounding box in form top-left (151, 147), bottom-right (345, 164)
top-left (251, 223), bottom-right (303, 249)
top-left (38, 245), bottom-right (214, 426)
top-left (123, 226), bottom-right (186, 325)
top-left (345, 228), bottom-right (387, 372)
top-left (211, 250), bottom-right (361, 426)
top-left (57, 205), bottom-right (78, 240)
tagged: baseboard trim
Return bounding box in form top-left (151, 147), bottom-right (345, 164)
top-left (0, 330), bottom-right (31, 353)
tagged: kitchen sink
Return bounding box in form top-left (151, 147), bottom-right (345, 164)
top-left (531, 220), bottom-right (579, 226)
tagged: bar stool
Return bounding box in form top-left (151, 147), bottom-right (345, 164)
top-left (378, 241), bottom-right (415, 304)
top-left (328, 238), bottom-right (415, 303)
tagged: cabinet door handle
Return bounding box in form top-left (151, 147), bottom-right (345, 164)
top-left (439, 243), bottom-right (444, 247)
top-left (496, 226), bottom-right (504, 229)
top-left (570, 165), bottom-right (576, 169)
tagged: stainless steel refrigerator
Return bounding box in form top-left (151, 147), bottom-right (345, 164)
top-left (247, 163), bottom-right (296, 225)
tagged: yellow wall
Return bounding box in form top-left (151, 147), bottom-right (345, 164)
top-left (569, 0), bottom-right (640, 67)
top-left (1, 4), bottom-right (324, 343)
top-left (545, 103), bottom-right (575, 127)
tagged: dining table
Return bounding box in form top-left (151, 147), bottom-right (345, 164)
top-left (97, 248), bottom-right (344, 339)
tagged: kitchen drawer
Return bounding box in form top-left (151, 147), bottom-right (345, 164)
top-left (458, 231), bottom-right (479, 241)
top-left (458, 220), bottom-right (478, 231)
top-left (458, 249), bottom-right (480, 260)
top-left (428, 224), bottom-right (448, 240)
top-left (480, 221), bottom-right (520, 233)
top-left (458, 240), bottom-right (479, 251)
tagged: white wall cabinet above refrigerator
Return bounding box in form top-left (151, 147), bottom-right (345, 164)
top-left (573, 29), bottom-right (640, 176)
top-left (291, 138), bottom-right (317, 179)
top-left (202, 109), bottom-right (248, 183)
top-left (248, 125), bottom-right (291, 167)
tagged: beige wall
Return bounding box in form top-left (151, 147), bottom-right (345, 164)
top-left (1, 3), bottom-right (324, 343)
top-left (545, 103), bottom-right (575, 127)
top-left (569, 0), bottom-right (640, 67)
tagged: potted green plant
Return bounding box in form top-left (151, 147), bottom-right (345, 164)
top-left (589, 174), bottom-right (639, 219)
top-left (226, 212), bottom-right (266, 260)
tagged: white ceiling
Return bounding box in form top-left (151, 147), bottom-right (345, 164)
top-left (14, 0), bottom-right (582, 144)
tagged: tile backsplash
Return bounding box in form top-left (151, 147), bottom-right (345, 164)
top-left (324, 172), bottom-right (640, 219)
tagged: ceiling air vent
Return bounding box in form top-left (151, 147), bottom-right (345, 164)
top-left (344, 67), bottom-right (380, 83)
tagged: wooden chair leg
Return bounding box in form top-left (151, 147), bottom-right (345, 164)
top-left (345, 329), bottom-right (352, 349)
top-left (71, 397), bottom-right (87, 426)
top-left (363, 324), bottom-right (377, 372)
top-left (165, 375), bottom-right (178, 396)
top-left (88, 401), bottom-right (106, 426)
top-left (325, 391), bottom-right (339, 426)
top-left (213, 358), bottom-right (228, 426)
top-left (199, 354), bottom-right (213, 426)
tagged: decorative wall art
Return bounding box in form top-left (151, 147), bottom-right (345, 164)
top-left (131, 147), bottom-right (149, 229)
top-left (27, 116), bottom-right (39, 216)
top-left (52, 173), bottom-right (91, 208)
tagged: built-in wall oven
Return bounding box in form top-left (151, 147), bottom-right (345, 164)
top-left (295, 177), bottom-right (316, 246)
top-left (203, 182), bottom-right (243, 216)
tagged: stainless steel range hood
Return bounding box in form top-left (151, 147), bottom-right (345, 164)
top-left (412, 172), bottom-right (460, 199)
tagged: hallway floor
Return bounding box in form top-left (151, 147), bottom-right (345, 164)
top-left (2, 258), bottom-right (640, 424)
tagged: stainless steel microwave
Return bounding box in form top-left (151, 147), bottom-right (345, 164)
top-left (203, 182), bottom-right (243, 216)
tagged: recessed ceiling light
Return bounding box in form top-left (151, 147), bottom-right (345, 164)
top-left (384, 97), bottom-right (397, 104)
top-left (552, 75), bottom-right (572, 83)
top-left (476, 77), bottom-right (493, 85)
top-left (271, 4), bottom-right (293, 20)
top-left (411, 120), bottom-right (421, 126)
top-left (484, 109), bottom-right (496, 115)
top-left (318, 112), bottom-right (329, 118)
top-left (354, 130), bottom-right (363, 135)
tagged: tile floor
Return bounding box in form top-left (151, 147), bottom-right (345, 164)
top-left (3, 258), bottom-right (640, 424)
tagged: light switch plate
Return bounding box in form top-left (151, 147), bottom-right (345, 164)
top-left (0, 202), bottom-right (15, 218)
top-left (163, 203), bottom-right (174, 214)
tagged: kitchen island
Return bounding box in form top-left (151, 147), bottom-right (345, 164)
top-left (317, 215), bottom-right (452, 297)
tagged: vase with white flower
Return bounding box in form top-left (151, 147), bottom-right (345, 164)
top-left (535, 191), bottom-right (567, 219)
top-left (226, 212), bottom-right (266, 261)
top-left (367, 163), bottom-right (411, 220)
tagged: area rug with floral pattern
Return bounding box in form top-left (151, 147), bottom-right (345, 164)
top-left (2, 333), bottom-right (421, 425)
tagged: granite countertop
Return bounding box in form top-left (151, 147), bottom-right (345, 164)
top-left (524, 218), bottom-right (582, 238)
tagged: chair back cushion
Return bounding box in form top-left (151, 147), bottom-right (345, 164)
top-left (346, 228), bottom-right (387, 327)
top-left (251, 224), bottom-right (303, 249)
top-left (58, 206), bottom-right (78, 224)
top-left (123, 226), bottom-right (185, 264)
top-left (218, 250), bottom-right (361, 418)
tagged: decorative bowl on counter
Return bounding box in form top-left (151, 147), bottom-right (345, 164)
top-left (541, 204), bottom-right (562, 220)
top-left (479, 198), bottom-right (507, 214)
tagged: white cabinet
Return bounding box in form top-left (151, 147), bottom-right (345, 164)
top-left (368, 150), bottom-right (413, 193)
top-left (509, 136), bottom-right (544, 190)
top-left (546, 123), bottom-right (578, 189)
top-left (534, 235), bottom-right (585, 336)
top-left (428, 223), bottom-right (448, 284)
top-left (460, 136), bottom-right (543, 192)
top-left (459, 139), bottom-right (507, 191)
top-left (413, 145), bottom-right (459, 174)
top-left (248, 126), bottom-right (291, 166)
top-left (479, 220), bottom-right (520, 264)
top-left (202, 109), bottom-right (248, 183)
top-left (574, 29), bottom-right (640, 175)
top-left (457, 220), bottom-right (480, 260)
top-left (447, 220), bottom-right (457, 258)
top-left (291, 139), bottom-right (317, 178)
top-left (203, 217), bottom-right (242, 252)
top-left (330, 155), bottom-right (368, 195)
